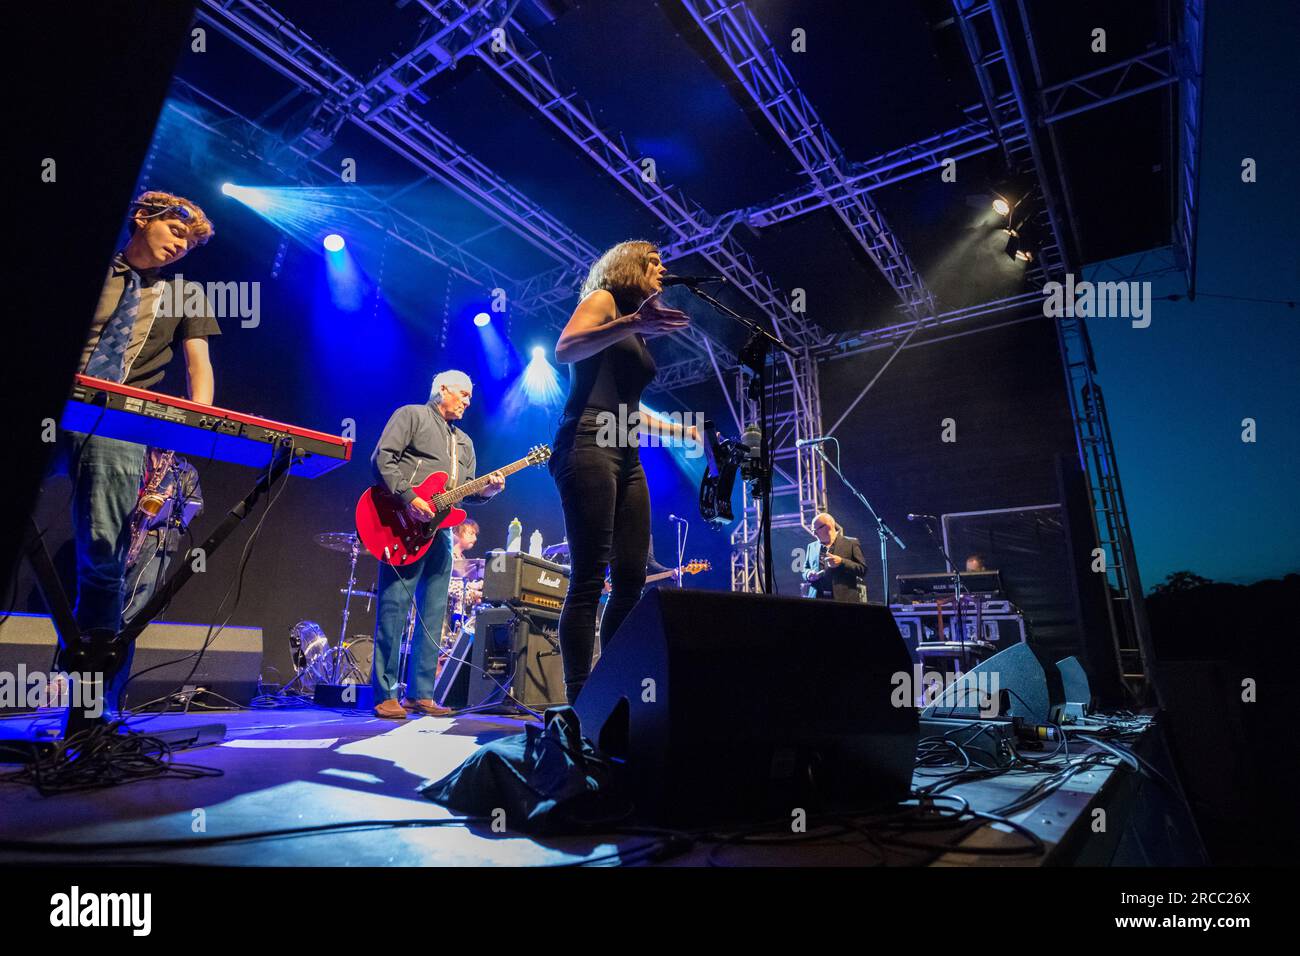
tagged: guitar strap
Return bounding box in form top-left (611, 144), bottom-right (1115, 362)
top-left (448, 425), bottom-right (459, 486)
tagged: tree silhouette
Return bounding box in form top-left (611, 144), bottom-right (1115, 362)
top-left (1150, 570), bottom-right (1214, 595)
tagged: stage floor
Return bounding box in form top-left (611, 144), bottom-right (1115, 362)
top-left (0, 707), bottom-right (1140, 866)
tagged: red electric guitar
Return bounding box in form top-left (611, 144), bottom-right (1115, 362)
top-left (355, 444), bottom-right (551, 566)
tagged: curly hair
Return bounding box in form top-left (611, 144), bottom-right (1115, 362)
top-left (578, 240), bottom-right (658, 313)
top-left (130, 190), bottom-right (214, 247)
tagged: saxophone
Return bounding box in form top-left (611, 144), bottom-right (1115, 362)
top-left (127, 450), bottom-right (176, 566)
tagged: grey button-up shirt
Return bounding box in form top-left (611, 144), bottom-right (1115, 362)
top-left (371, 401), bottom-right (485, 505)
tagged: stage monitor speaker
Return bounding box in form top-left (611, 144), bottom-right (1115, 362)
top-left (1053, 655), bottom-right (1093, 721)
top-left (433, 628), bottom-right (473, 710)
top-left (0, 613), bottom-right (262, 713)
top-left (468, 606), bottom-right (564, 709)
top-left (573, 589), bottom-right (918, 826)
top-left (919, 641), bottom-right (1049, 723)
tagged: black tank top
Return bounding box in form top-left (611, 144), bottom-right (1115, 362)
top-left (562, 333), bottom-right (656, 416)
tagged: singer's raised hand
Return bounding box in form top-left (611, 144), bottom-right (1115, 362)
top-left (634, 294), bottom-right (690, 336)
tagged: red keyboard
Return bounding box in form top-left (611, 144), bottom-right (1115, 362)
top-left (63, 375), bottom-right (352, 478)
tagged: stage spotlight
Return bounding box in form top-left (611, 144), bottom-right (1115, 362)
top-left (474, 312), bottom-right (491, 327)
top-left (323, 233), bottom-right (345, 252)
top-left (221, 182), bottom-right (235, 196)
top-left (1004, 230), bottom-right (1021, 261)
top-left (991, 196), bottom-right (1010, 217)
top-left (502, 342), bottom-right (564, 416)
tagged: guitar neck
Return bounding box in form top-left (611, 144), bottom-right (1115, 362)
top-left (437, 456), bottom-right (532, 505)
top-left (645, 565), bottom-right (704, 584)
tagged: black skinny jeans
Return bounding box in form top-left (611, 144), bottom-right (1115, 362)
top-left (550, 407), bottom-right (650, 703)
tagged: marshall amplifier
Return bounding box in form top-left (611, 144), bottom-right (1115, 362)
top-left (468, 605), bottom-right (564, 709)
top-left (482, 550), bottom-right (568, 611)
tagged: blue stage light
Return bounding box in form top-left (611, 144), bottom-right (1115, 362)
top-left (502, 343), bottom-right (564, 418)
top-left (323, 234), bottom-right (346, 252)
top-left (474, 312), bottom-right (491, 327)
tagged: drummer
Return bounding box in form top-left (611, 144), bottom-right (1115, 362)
top-left (452, 518), bottom-right (480, 570)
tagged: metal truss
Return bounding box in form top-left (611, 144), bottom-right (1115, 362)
top-left (673, 0), bottom-right (933, 590)
top-left (1174, 0), bottom-right (1205, 297)
top-left (340, 1), bottom-right (506, 118)
top-left (1082, 244), bottom-right (1182, 284)
top-left (730, 352), bottom-right (827, 593)
top-left (679, 0), bottom-right (934, 320)
top-left (197, 0), bottom-right (745, 403)
top-left (710, 45), bottom-right (1179, 237)
top-left (436, 0), bottom-right (827, 368)
top-left (196, 0), bottom-right (599, 273)
top-left (167, 77), bottom-right (541, 309)
top-left (1039, 44), bottom-right (1177, 124)
top-left (821, 290), bottom-right (1047, 362)
top-left (952, 0), bottom-right (1068, 279)
top-left (379, 0), bottom-right (754, 378)
top-left (952, 0), bottom-right (1166, 704)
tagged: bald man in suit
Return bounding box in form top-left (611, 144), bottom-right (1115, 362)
top-left (801, 512), bottom-right (866, 603)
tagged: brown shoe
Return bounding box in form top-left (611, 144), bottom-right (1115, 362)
top-left (402, 698), bottom-right (455, 717)
top-left (373, 698), bottom-right (409, 720)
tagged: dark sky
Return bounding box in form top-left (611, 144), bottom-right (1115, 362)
top-left (1087, 1), bottom-right (1299, 587)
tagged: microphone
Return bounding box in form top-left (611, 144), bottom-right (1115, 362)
top-left (795, 436), bottom-right (831, 448)
top-left (662, 274), bottom-right (726, 287)
top-left (907, 513), bottom-right (938, 522)
top-left (668, 514), bottom-right (688, 524)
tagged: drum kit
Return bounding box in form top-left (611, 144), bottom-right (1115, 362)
top-left (306, 530), bottom-right (492, 695)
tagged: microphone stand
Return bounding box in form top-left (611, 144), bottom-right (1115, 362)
top-left (810, 441), bottom-right (904, 602)
top-left (919, 518), bottom-right (972, 670)
top-left (682, 284), bottom-right (796, 595)
top-left (674, 518), bottom-right (687, 588)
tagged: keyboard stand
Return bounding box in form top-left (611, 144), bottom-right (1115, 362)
top-left (6, 439), bottom-right (297, 763)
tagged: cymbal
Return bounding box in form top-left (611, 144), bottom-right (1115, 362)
top-left (453, 557), bottom-right (486, 581)
top-left (315, 531), bottom-right (361, 554)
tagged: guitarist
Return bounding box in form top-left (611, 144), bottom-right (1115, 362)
top-left (369, 370), bottom-right (505, 719)
top-left (643, 539), bottom-right (681, 592)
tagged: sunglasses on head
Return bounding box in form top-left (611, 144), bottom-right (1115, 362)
top-left (139, 202), bottom-right (193, 222)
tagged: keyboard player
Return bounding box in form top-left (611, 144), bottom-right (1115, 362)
top-left (44, 190), bottom-right (218, 658)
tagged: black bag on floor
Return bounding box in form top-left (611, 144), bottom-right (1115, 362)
top-left (420, 706), bottom-right (627, 833)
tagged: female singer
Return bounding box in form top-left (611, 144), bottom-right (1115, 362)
top-left (550, 240), bottom-right (697, 702)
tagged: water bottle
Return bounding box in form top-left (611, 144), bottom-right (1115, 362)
top-left (506, 517), bottom-right (522, 553)
top-left (529, 530), bottom-right (543, 557)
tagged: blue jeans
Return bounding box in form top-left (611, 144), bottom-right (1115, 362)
top-left (47, 431), bottom-right (145, 634)
top-left (371, 527), bottom-right (454, 702)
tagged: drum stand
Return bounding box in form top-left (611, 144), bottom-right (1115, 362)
top-left (395, 597), bottom-right (418, 700)
top-left (331, 535), bottom-right (364, 684)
